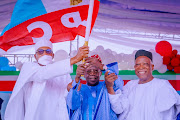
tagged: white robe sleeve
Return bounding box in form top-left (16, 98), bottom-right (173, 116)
top-left (108, 90), bottom-right (123, 114)
top-left (108, 88), bottom-right (129, 119)
top-left (30, 58), bottom-right (73, 82)
top-left (156, 81), bottom-right (180, 119)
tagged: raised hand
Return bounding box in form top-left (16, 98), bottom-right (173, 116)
top-left (75, 64), bottom-right (86, 83)
top-left (70, 46), bottom-right (89, 65)
top-left (105, 71), bottom-right (118, 94)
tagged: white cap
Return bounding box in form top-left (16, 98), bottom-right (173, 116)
top-left (35, 40), bottom-right (53, 51)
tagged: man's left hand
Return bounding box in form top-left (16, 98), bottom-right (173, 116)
top-left (105, 71), bottom-right (118, 88)
top-left (105, 71), bottom-right (118, 94)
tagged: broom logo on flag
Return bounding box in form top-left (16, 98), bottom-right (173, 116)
top-left (70, 0), bottom-right (82, 5)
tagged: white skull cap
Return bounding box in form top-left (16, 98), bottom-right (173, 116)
top-left (35, 40), bottom-right (53, 51)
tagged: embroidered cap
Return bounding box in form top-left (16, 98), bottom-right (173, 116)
top-left (91, 54), bottom-right (102, 63)
top-left (135, 49), bottom-right (152, 61)
top-left (35, 40), bottom-right (53, 51)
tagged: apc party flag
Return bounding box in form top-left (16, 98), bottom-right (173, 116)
top-left (0, 0), bottom-right (100, 51)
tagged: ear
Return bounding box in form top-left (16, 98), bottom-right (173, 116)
top-left (151, 64), bottom-right (154, 71)
top-left (52, 53), bottom-right (54, 59)
top-left (34, 54), bottom-right (38, 61)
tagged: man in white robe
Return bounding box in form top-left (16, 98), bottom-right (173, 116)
top-left (106, 49), bottom-right (180, 120)
top-left (4, 40), bottom-right (89, 120)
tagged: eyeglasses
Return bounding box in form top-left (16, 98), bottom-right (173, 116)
top-left (36, 49), bottom-right (53, 55)
top-left (86, 69), bottom-right (100, 75)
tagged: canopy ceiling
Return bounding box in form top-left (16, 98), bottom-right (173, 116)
top-left (0, 0), bottom-right (180, 54)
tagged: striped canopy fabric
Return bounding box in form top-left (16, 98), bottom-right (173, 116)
top-left (0, 69), bottom-right (179, 119)
top-left (0, 70), bottom-right (179, 93)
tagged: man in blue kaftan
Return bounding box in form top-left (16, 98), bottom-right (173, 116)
top-left (177, 113), bottom-right (180, 120)
top-left (66, 56), bottom-right (125, 120)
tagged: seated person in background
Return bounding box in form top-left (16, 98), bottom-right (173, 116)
top-left (106, 49), bottom-right (180, 120)
top-left (66, 55), bottom-right (125, 120)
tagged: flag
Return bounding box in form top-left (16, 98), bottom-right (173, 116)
top-left (0, 0), bottom-right (100, 51)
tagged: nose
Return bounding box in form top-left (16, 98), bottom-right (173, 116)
top-left (139, 63), bottom-right (146, 69)
top-left (43, 51), bottom-right (49, 55)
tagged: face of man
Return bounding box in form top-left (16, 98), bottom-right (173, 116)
top-left (84, 65), bottom-right (102, 86)
top-left (134, 56), bottom-right (154, 83)
top-left (34, 46), bottom-right (54, 62)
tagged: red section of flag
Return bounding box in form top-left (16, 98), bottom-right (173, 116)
top-left (0, 81), bottom-right (16, 91)
top-left (169, 80), bottom-right (180, 91)
top-left (81, 80), bottom-right (180, 91)
top-left (80, 80), bottom-right (87, 84)
top-left (124, 80), bottom-right (130, 85)
top-left (1, 80), bottom-right (179, 91)
top-left (0, 1), bottom-right (100, 51)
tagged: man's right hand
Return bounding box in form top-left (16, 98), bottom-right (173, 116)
top-left (75, 64), bottom-right (86, 83)
top-left (70, 46), bottom-right (89, 65)
top-left (67, 80), bottom-right (82, 92)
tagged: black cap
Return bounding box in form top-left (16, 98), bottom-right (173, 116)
top-left (135, 49), bottom-right (152, 61)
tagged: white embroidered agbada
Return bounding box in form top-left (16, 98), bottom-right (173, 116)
top-left (4, 59), bottom-right (73, 120)
top-left (109, 78), bottom-right (180, 120)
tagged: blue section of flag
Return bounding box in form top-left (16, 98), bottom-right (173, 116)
top-left (177, 91), bottom-right (180, 95)
top-left (1, 0), bottom-right (47, 35)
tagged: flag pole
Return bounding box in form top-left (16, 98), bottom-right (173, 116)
top-left (84, 0), bottom-right (95, 46)
top-left (82, 0), bottom-right (95, 64)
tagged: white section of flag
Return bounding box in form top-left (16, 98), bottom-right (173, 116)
top-left (41, 0), bottom-right (90, 13)
top-left (0, 76), bottom-right (18, 81)
top-left (176, 75), bottom-right (180, 81)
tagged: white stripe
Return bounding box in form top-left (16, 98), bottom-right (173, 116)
top-left (71, 75), bottom-right (179, 81)
top-left (41, 0), bottom-right (90, 13)
top-left (176, 75), bottom-right (180, 80)
top-left (85, 0), bottom-right (94, 42)
top-left (0, 75), bottom-right (178, 81)
top-left (0, 76), bottom-right (18, 81)
top-left (154, 75), bottom-right (177, 80)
